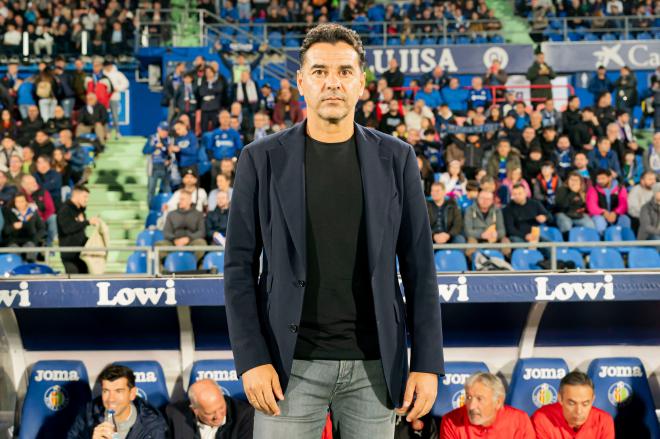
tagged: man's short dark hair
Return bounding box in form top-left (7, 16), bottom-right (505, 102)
top-left (98, 364), bottom-right (136, 388)
top-left (559, 370), bottom-right (594, 392)
top-left (596, 168), bottom-right (611, 178)
top-left (511, 183), bottom-right (526, 192)
top-left (72, 184), bottom-right (90, 194)
top-left (299, 24), bottom-right (365, 71)
top-left (542, 160), bottom-right (555, 169)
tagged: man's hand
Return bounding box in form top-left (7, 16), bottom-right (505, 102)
top-left (395, 372), bottom-right (438, 423)
top-left (13, 221), bottom-right (22, 230)
top-left (433, 232), bottom-right (450, 244)
top-left (174, 236), bottom-right (190, 246)
top-left (89, 217), bottom-right (100, 226)
top-left (242, 364), bottom-right (284, 416)
top-left (92, 422), bottom-right (114, 439)
top-left (605, 211), bottom-right (617, 223)
top-left (536, 214), bottom-right (547, 223)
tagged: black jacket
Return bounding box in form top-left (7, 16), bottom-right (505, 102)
top-left (2, 207), bottom-right (46, 246)
top-left (427, 198), bottom-right (462, 237)
top-left (503, 199), bottom-right (551, 240)
top-left (67, 397), bottom-right (168, 439)
top-left (77, 103), bottom-right (108, 126)
top-left (57, 199), bottom-right (88, 247)
top-left (206, 207), bottom-right (229, 243)
top-left (199, 79), bottom-right (228, 112)
top-left (555, 186), bottom-right (587, 219)
top-left (165, 397), bottom-right (253, 439)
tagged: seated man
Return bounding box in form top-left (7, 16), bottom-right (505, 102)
top-left (77, 92), bottom-right (108, 146)
top-left (586, 169), bottom-right (631, 234)
top-left (532, 371), bottom-right (614, 438)
top-left (441, 372), bottom-right (535, 438)
top-left (627, 171), bottom-right (660, 227)
top-left (206, 190), bottom-right (230, 245)
top-left (503, 183), bottom-right (551, 243)
top-left (638, 190), bottom-right (660, 240)
top-left (21, 174), bottom-right (57, 247)
top-left (67, 364), bottom-right (168, 439)
top-left (427, 181), bottom-right (465, 244)
top-left (464, 190), bottom-right (509, 257)
top-left (157, 190), bottom-right (207, 262)
top-left (166, 378), bottom-right (253, 439)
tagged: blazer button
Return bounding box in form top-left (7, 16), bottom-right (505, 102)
top-left (296, 280), bottom-right (306, 288)
top-left (288, 324), bottom-right (298, 333)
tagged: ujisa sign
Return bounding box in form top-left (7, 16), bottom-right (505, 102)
top-left (96, 279), bottom-right (177, 306)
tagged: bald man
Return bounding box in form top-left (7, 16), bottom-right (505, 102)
top-left (165, 379), bottom-right (253, 439)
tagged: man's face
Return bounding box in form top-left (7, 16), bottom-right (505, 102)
top-left (36, 132), bottom-right (48, 144)
top-left (28, 106), bottom-right (39, 119)
top-left (557, 136), bottom-right (570, 150)
top-left (545, 100), bottom-right (554, 111)
top-left (497, 142), bottom-right (510, 157)
top-left (465, 381), bottom-right (502, 427)
top-left (607, 124), bottom-right (618, 139)
top-left (219, 111), bottom-right (230, 128)
top-left (183, 173), bottom-right (197, 187)
top-left (559, 385), bottom-right (595, 429)
top-left (641, 173), bottom-right (656, 189)
top-left (430, 185), bottom-right (445, 203)
top-left (174, 123), bottom-right (186, 136)
top-left (9, 156), bottom-right (21, 172)
top-left (596, 173), bottom-right (611, 188)
top-left (101, 378), bottom-right (136, 418)
top-left (297, 41), bottom-right (365, 125)
top-left (536, 53), bottom-right (545, 64)
top-left (217, 191), bottom-right (229, 209)
top-left (220, 160), bottom-right (234, 175)
top-left (389, 100), bottom-right (398, 114)
top-left (36, 158), bottom-right (49, 173)
top-left (574, 153), bottom-right (588, 169)
top-left (522, 128), bottom-right (534, 143)
top-left (477, 191), bottom-right (494, 211)
top-left (598, 140), bottom-right (611, 154)
top-left (511, 187), bottom-right (527, 205)
top-left (569, 98), bottom-right (580, 110)
top-left (619, 113), bottom-right (629, 124)
top-left (472, 77), bottom-right (482, 89)
top-left (179, 192), bottom-right (193, 210)
top-left (653, 132), bottom-right (660, 150)
top-left (2, 138), bottom-right (14, 150)
top-left (449, 78), bottom-right (459, 89)
top-left (86, 94), bottom-right (97, 106)
top-left (192, 389), bottom-right (227, 427)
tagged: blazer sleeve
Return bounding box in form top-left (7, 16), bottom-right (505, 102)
top-left (224, 147), bottom-right (273, 375)
top-left (396, 145), bottom-right (444, 375)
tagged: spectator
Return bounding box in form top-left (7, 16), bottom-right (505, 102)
top-left (234, 70), bottom-right (261, 115)
top-left (172, 73), bottom-right (199, 128)
top-left (588, 137), bottom-right (621, 177)
top-left (415, 80), bottom-right (443, 110)
top-left (67, 364), bottom-right (168, 439)
top-left (627, 171), bottom-right (660, 225)
top-left (0, 137), bottom-right (22, 173)
top-left (102, 62), bottom-right (130, 140)
top-left (522, 144), bottom-right (544, 184)
top-left (34, 155), bottom-right (62, 210)
top-left (615, 110), bottom-right (639, 158)
top-left (533, 161), bottom-right (562, 211)
top-left (77, 92), bottom-right (108, 146)
top-left (199, 65), bottom-right (229, 132)
top-left (504, 183), bottom-right (551, 243)
top-left (85, 59), bottom-right (113, 109)
top-left (208, 173), bottom-right (234, 211)
top-left (166, 378), bottom-right (253, 439)
top-left (21, 174), bottom-right (57, 247)
top-left (0, 170), bottom-right (17, 208)
top-left (207, 110), bottom-right (243, 179)
top-left (621, 150), bottom-right (644, 188)
top-left (108, 21), bottom-right (130, 56)
top-left (17, 106), bottom-right (44, 147)
top-left (484, 59), bottom-right (508, 100)
top-left (71, 59), bottom-right (88, 110)
top-left (0, 109), bottom-right (17, 140)
top-left (30, 130), bottom-right (55, 158)
top-left (206, 190), bottom-right (230, 245)
top-left (441, 372), bottom-right (535, 439)
top-left (382, 58), bottom-right (404, 98)
top-left (595, 92), bottom-right (617, 128)
top-left (143, 122), bottom-right (172, 205)
top-left (603, 122), bottom-right (626, 164)
top-left (7, 155), bottom-right (24, 187)
top-left (3, 193), bottom-right (45, 261)
top-left (540, 97), bottom-right (563, 132)
top-left (613, 66), bottom-right (638, 114)
top-left (59, 130), bottom-right (86, 185)
top-left (586, 168), bottom-right (631, 234)
top-left (248, 112), bottom-right (275, 144)
top-left (22, 147), bottom-right (36, 176)
top-left (464, 190), bottom-right (509, 257)
top-left (441, 77), bottom-right (468, 116)
top-left (502, 166), bottom-right (532, 200)
top-left (45, 106), bottom-right (72, 135)
top-left (272, 87), bottom-right (304, 130)
top-left (34, 65), bottom-right (59, 122)
top-left (643, 132), bottom-right (660, 177)
top-left (53, 58), bottom-right (76, 118)
top-left (487, 138), bottom-right (521, 181)
top-left (532, 371), bottom-right (614, 438)
top-left (157, 190), bottom-right (207, 262)
top-left (518, 126), bottom-right (542, 158)
top-left (219, 44), bottom-right (267, 86)
top-left (171, 120), bottom-right (199, 173)
top-left (439, 160), bottom-right (468, 199)
top-left (52, 148), bottom-right (72, 187)
top-left (552, 134), bottom-right (574, 180)
top-left (163, 62), bottom-right (186, 121)
top-left (257, 83), bottom-right (276, 117)
top-left (468, 76), bottom-right (490, 112)
top-left (417, 154), bottom-right (435, 196)
top-left (457, 179), bottom-right (480, 212)
top-left (57, 185), bottom-right (98, 274)
top-left (435, 103), bottom-right (456, 137)
top-left (555, 171), bottom-right (596, 233)
top-left (423, 65), bottom-right (450, 90)
top-left (572, 151), bottom-right (593, 183)
top-left (587, 66), bottom-right (613, 102)
top-left (378, 99), bottom-right (404, 135)
top-left (526, 48), bottom-right (556, 107)
top-left (355, 99), bottom-right (378, 129)
top-left (638, 190), bottom-right (660, 240)
top-left (427, 181), bottom-right (465, 244)
top-left (512, 101), bottom-right (530, 131)
top-left (166, 168), bottom-right (207, 214)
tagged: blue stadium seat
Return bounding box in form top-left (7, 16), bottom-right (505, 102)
top-left (587, 357), bottom-right (660, 439)
top-left (368, 34), bottom-right (384, 46)
top-left (202, 251), bottom-right (225, 272)
top-left (568, 226), bottom-right (600, 253)
top-left (637, 32), bottom-right (652, 40)
top-left (456, 35), bottom-right (471, 45)
top-left (422, 36), bottom-right (436, 46)
top-left (387, 37), bottom-right (400, 46)
top-left (367, 5), bottom-right (385, 22)
top-left (603, 226), bottom-right (635, 253)
top-left (511, 249), bottom-right (544, 270)
top-left (540, 226), bottom-right (563, 242)
top-left (506, 358), bottom-right (569, 416)
top-left (567, 32), bottom-right (583, 41)
top-left (0, 253), bottom-right (23, 275)
top-left (144, 210), bottom-right (162, 228)
top-left (163, 252), bottom-right (197, 273)
top-left (285, 38), bottom-right (298, 48)
top-left (584, 32), bottom-right (599, 41)
top-left (489, 35), bottom-right (504, 44)
top-left (189, 359), bottom-right (246, 400)
top-left (136, 229), bottom-right (164, 247)
top-left (10, 263), bottom-right (57, 276)
top-left (126, 251), bottom-right (148, 274)
top-left (472, 249), bottom-right (506, 270)
top-left (473, 35), bottom-right (488, 44)
top-left (405, 38), bottom-right (419, 46)
top-left (113, 361), bottom-right (169, 412)
top-left (627, 247), bottom-right (660, 269)
top-left (548, 33), bottom-right (564, 42)
top-left (432, 362), bottom-right (490, 417)
top-left (602, 33), bottom-right (617, 41)
top-left (149, 193), bottom-right (172, 212)
top-left (268, 31), bottom-right (283, 49)
top-left (434, 250), bottom-right (468, 272)
top-left (556, 248), bottom-right (585, 269)
top-left (19, 360), bottom-right (91, 439)
top-left (588, 248), bottom-right (624, 270)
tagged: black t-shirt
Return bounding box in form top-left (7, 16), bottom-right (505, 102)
top-left (294, 135), bottom-right (380, 360)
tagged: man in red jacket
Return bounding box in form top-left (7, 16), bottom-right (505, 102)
top-left (440, 372), bottom-right (535, 438)
top-left (532, 371), bottom-right (614, 439)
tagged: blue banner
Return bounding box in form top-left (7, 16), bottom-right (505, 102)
top-left (0, 273), bottom-right (659, 308)
top-left (541, 40), bottom-right (660, 72)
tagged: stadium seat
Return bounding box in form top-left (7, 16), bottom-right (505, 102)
top-left (144, 210), bottom-right (162, 228)
top-left (432, 362), bottom-right (490, 417)
top-left (456, 35), bottom-right (471, 45)
top-left (435, 250), bottom-right (468, 272)
top-left (489, 35), bottom-right (504, 44)
top-left (422, 36), bottom-right (436, 46)
top-left (19, 360), bottom-right (91, 439)
top-left (0, 253), bottom-right (23, 275)
top-left (556, 248), bottom-right (585, 269)
top-left (588, 248), bottom-right (624, 270)
top-left (601, 33), bottom-right (617, 41)
top-left (627, 247), bottom-right (660, 269)
top-left (568, 226), bottom-right (600, 253)
top-left (511, 249), bottom-right (544, 270)
top-left (113, 361), bottom-right (169, 412)
top-left (548, 33), bottom-right (564, 42)
top-left (202, 251), bottom-right (225, 272)
top-left (126, 251), bottom-right (148, 274)
top-left (540, 226), bottom-right (563, 243)
top-left (268, 31), bottom-right (283, 49)
top-left (637, 32), bottom-right (652, 40)
top-left (189, 359), bottom-right (246, 400)
top-left (136, 229), bottom-right (164, 247)
top-left (367, 5), bottom-right (385, 22)
top-left (473, 35), bottom-right (488, 44)
top-left (471, 249), bottom-right (506, 270)
top-left (587, 357), bottom-right (660, 438)
top-left (603, 226), bottom-right (635, 253)
top-left (506, 358), bottom-right (569, 416)
top-left (584, 32), bottom-right (599, 41)
top-left (149, 193), bottom-right (172, 212)
top-left (405, 38), bottom-right (419, 46)
top-left (10, 263), bottom-right (57, 276)
top-left (387, 37), bottom-right (400, 46)
top-left (163, 252), bottom-right (197, 273)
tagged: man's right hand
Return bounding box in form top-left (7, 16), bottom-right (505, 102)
top-left (92, 422), bottom-right (114, 439)
top-left (242, 364), bottom-right (284, 416)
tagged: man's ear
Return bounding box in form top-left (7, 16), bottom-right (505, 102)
top-left (296, 70), bottom-right (304, 97)
top-left (129, 386), bottom-right (138, 401)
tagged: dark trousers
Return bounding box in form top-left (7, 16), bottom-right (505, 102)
top-left (61, 253), bottom-right (88, 274)
top-left (201, 110), bottom-right (218, 133)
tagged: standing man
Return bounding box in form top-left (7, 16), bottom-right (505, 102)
top-left (526, 48), bottom-right (556, 109)
top-left (225, 24), bottom-right (443, 438)
top-left (57, 185), bottom-right (98, 274)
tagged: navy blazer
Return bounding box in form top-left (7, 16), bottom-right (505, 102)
top-left (224, 120), bottom-right (444, 406)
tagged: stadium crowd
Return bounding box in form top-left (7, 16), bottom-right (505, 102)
top-left (149, 47), bottom-right (660, 270)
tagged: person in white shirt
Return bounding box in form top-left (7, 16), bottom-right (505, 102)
top-left (404, 99), bottom-right (435, 132)
top-left (627, 170), bottom-right (660, 220)
top-left (102, 62), bottom-right (129, 139)
top-left (208, 173), bottom-right (233, 211)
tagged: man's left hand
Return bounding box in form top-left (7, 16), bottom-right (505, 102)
top-left (395, 372), bottom-right (438, 423)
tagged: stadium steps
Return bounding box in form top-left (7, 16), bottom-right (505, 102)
top-left (485, 0), bottom-right (533, 44)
